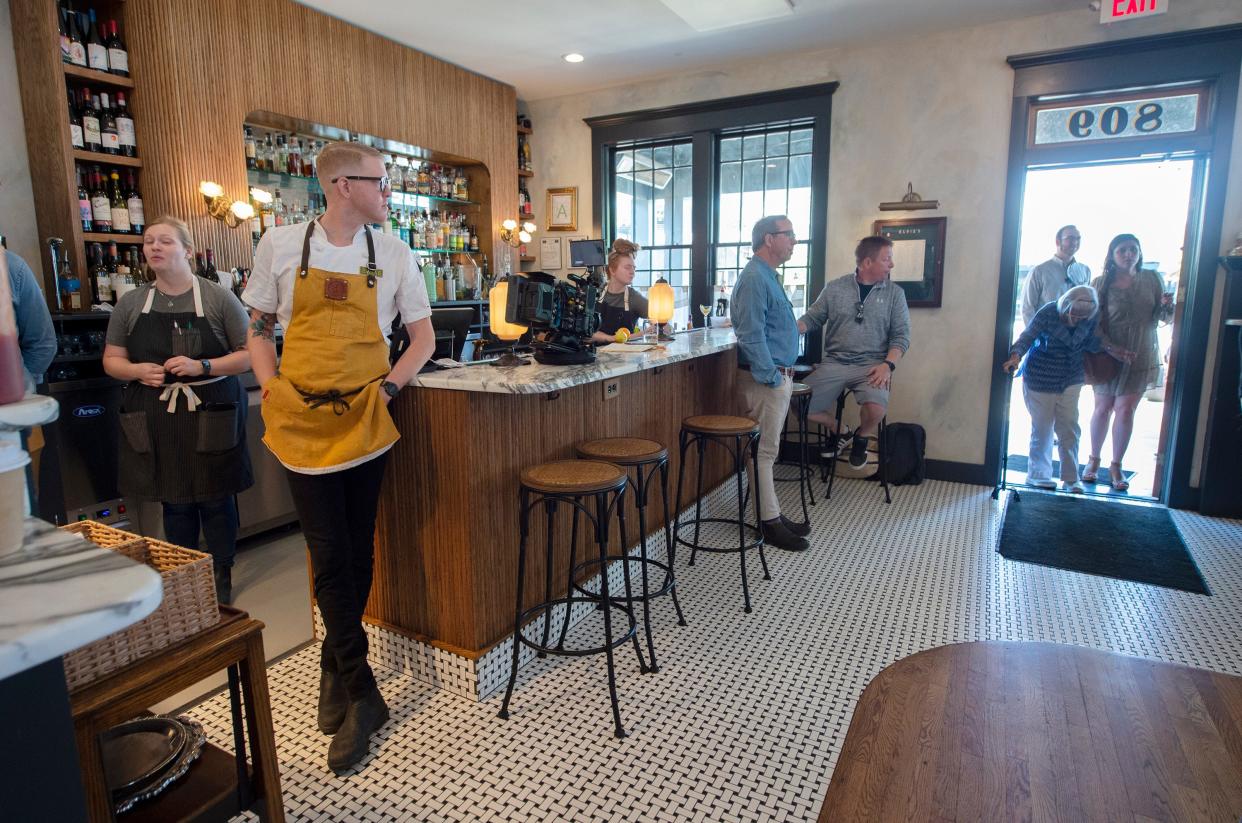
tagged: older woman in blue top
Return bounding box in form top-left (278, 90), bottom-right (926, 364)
top-left (1002, 286), bottom-right (1131, 493)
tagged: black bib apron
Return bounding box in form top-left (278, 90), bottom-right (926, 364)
top-left (597, 287), bottom-right (641, 336)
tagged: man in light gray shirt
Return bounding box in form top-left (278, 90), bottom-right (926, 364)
top-left (1020, 225), bottom-right (1090, 325)
top-left (798, 236), bottom-right (911, 468)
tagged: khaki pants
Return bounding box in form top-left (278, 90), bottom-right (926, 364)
top-left (1023, 382), bottom-right (1083, 483)
top-left (738, 374), bottom-right (793, 520)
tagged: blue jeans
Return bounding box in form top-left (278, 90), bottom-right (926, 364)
top-left (162, 496), bottom-right (239, 569)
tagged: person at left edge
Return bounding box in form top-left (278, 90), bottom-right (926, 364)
top-left (243, 141), bottom-right (434, 775)
top-left (103, 216), bottom-right (253, 604)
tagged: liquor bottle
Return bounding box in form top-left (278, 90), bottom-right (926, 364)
top-left (80, 88), bottom-right (101, 152)
top-left (67, 89), bottom-right (84, 149)
top-left (99, 92), bottom-right (120, 155)
top-left (479, 254), bottom-right (490, 299)
top-left (60, 252), bottom-right (83, 311)
top-left (124, 170), bottom-right (144, 234)
top-left (105, 20), bottom-right (128, 77)
top-left (90, 243), bottom-right (112, 304)
top-left (244, 126), bottom-right (257, 169)
top-left (76, 167), bottom-right (92, 231)
top-left (469, 225), bottom-right (479, 253)
top-left (422, 255), bottom-right (437, 302)
top-left (58, 6), bottom-right (71, 62)
top-left (272, 189), bottom-right (286, 226)
top-left (109, 171), bottom-right (130, 233)
top-left (90, 166), bottom-right (111, 232)
top-left (114, 92), bottom-right (136, 157)
top-left (204, 249), bottom-right (219, 284)
top-left (65, 3), bottom-right (86, 66)
top-left (86, 9), bottom-right (108, 71)
top-left (274, 135), bottom-right (287, 175)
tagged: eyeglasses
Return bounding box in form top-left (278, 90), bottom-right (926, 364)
top-left (331, 175), bottom-right (391, 192)
top-left (769, 230), bottom-right (797, 240)
top-left (854, 301), bottom-right (865, 323)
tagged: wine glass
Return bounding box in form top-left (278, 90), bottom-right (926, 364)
top-left (698, 304), bottom-right (712, 329)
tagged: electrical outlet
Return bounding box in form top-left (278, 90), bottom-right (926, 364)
top-left (603, 379), bottom-right (620, 400)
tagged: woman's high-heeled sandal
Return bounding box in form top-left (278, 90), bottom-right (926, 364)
top-left (1109, 462), bottom-right (1129, 491)
top-left (1082, 455), bottom-right (1101, 484)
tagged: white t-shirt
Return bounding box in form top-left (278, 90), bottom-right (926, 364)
top-left (243, 221), bottom-right (431, 334)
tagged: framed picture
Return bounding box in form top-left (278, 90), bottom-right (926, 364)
top-left (546, 187), bottom-right (578, 232)
top-left (872, 216), bottom-right (947, 308)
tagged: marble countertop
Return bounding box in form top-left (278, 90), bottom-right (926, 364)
top-left (0, 519), bottom-right (162, 681)
top-left (412, 328), bottom-right (738, 394)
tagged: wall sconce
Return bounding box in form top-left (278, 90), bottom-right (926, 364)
top-left (647, 277), bottom-right (675, 342)
top-left (199, 181), bottom-right (255, 228)
top-left (879, 182), bottom-right (939, 211)
top-left (499, 218), bottom-right (536, 247)
top-left (488, 274), bottom-right (530, 367)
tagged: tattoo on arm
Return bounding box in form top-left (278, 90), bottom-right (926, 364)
top-left (249, 308), bottom-right (277, 341)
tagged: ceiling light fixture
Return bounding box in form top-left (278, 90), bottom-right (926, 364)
top-left (563, 53), bottom-right (585, 63)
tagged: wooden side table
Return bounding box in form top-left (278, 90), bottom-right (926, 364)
top-left (70, 607), bottom-right (284, 822)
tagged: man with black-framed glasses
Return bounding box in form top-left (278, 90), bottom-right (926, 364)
top-left (798, 235), bottom-right (910, 468)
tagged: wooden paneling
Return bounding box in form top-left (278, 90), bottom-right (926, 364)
top-left (817, 642), bottom-right (1242, 823)
top-left (373, 352), bottom-right (741, 654)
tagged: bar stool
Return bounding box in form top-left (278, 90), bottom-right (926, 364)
top-left (571, 437), bottom-right (686, 674)
top-left (673, 415), bottom-right (769, 614)
top-left (774, 382), bottom-right (817, 525)
top-left (823, 390), bottom-right (891, 504)
top-left (498, 459), bottom-right (643, 738)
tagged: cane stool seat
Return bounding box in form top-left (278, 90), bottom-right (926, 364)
top-left (520, 460), bottom-right (627, 495)
top-left (575, 437), bottom-right (669, 466)
top-left (682, 415), bottom-right (760, 437)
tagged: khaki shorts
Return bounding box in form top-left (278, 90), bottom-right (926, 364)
top-left (804, 361), bottom-right (889, 416)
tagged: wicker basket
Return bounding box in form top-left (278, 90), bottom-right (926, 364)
top-left (61, 522), bottom-right (220, 691)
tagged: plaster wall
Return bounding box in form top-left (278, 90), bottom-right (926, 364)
top-left (0, 0), bottom-right (41, 275)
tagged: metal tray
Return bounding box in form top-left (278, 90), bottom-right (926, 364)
top-left (102, 717), bottom-right (187, 795)
top-left (111, 716), bottom-right (207, 815)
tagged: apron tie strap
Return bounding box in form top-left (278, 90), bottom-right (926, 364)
top-left (159, 382), bottom-right (202, 413)
top-left (293, 379), bottom-right (379, 416)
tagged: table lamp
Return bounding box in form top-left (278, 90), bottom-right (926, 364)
top-left (647, 278), bottom-right (675, 341)
top-left (488, 275), bottom-right (530, 366)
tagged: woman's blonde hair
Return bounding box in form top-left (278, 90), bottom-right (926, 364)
top-left (607, 238), bottom-right (640, 274)
top-left (143, 216), bottom-right (194, 281)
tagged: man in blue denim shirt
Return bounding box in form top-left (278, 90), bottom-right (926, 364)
top-left (731, 215), bottom-right (808, 551)
top-left (6, 248), bottom-right (56, 387)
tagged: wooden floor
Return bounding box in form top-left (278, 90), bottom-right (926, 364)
top-left (818, 642), bottom-right (1242, 823)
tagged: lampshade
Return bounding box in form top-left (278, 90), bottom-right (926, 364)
top-left (199, 181), bottom-right (224, 198)
top-left (647, 279), bottom-right (675, 324)
top-left (489, 277), bottom-right (527, 342)
top-left (230, 201), bottom-right (255, 220)
top-left (502, 218), bottom-right (518, 232)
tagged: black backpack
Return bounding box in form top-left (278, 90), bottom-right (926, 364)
top-left (868, 423), bottom-right (925, 486)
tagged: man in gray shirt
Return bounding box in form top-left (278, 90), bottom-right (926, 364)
top-left (1020, 225), bottom-right (1089, 325)
top-left (798, 236), bottom-right (911, 467)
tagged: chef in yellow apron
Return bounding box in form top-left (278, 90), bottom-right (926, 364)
top-left (243, 141), bottom-right (434, 775)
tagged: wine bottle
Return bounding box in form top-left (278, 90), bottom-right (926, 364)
top-left (80, 87), bottom-right (101, 152)
top-left (67, 89), bottom-right (84, 149)
top-left (109, 171), bottom-right (130, 233)
top-left (58, 6), bottom-right (71, 63)
top-left (244, 126), bottom-right (257, 169)
top-left (204, 249), bottom-right (219, 284)
top-left (90, 243), bottom-right (113, 304)
top-left (125, 170), bottom-right (144, 234)
top-left (99, 92), bottom-right (120, 155)
top-left (77, 167), bottom-right (92, 231)
top-left (60, 252), bottom-right (83, 311)
top-left (86, 8), bottom-right (108, 72)
top-left (90, 166), bottom-right (111, 232)
top-left (114, 92), bottom-right (136, 157)
top-left (105, 20), bottom-right (128, 77)
top-left (194, 252), bottom-right (206, 279)
top-left (65, 3), bottom-right (86, 66)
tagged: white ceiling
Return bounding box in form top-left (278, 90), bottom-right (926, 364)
top-left (296, 0), bottom-right (1084, 101)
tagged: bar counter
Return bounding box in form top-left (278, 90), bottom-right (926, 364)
top-left (368, 329), bottom-right (742, 660)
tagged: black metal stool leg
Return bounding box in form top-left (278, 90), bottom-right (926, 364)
top-left (733, 434), bottom-right (753, 614)
top-left (595, 491), bottom-right (626, 739)
top-left (801, 394), bottom-right (817, 507)
top-left (794, 395), bottom-right (810, 523)
top-left (825, 392), bottom-right (846, 500)
top-left (750, 433), bottom-right (771, 581)
top-left (499, 488), bottom-right (532, 720)
top-left (690, 436), bottom-right (707, 567)
top-left (659, 460), bottom-right (687, 626)
top-left (673, 430), bottom-right (690, 566)
top-left (614, 491), bottom-right (648, 673)
top-left (556, 504), bottom-right (582, 651)
top-left (537, 498), bottom-right (557, 656)
top-left (632, 467), bottom-right (658, 672)
top-left (879, 416), bottom-right (892, 504)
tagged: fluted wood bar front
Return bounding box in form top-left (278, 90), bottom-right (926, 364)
top-left (368, 330), bottom-right (741, 657)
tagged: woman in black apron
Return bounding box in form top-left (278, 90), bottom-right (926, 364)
top-left (103, 217), bottom-right (253, 603)
top-left (591, 238), bottom-right (650, 342)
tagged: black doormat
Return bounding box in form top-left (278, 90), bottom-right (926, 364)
top-left (1005, 454), bottom-right (1134, 485)
top-left (998, 492), bottom-right (1210, 595)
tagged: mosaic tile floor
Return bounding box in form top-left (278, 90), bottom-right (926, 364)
top-left (185, 478), bottom-right (1242, 822)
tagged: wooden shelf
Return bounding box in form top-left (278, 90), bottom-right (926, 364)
top-left (119, 742), bottom-right (244, 823)
top-left (83, 232), bottom-right (144, 244)
top-left (520, 255), bottom-right (535, 263)
top-left (516, 125), bottom-right (532, 135)
top-left (517, 169), bottom-right (534, 178)
top-left (62, 63), bottom-right (134, 89)
top-left (72, 149), bottom-right (142, 168)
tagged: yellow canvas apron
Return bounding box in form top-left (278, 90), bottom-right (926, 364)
top-left (261, 221), bottom-right (398, 472)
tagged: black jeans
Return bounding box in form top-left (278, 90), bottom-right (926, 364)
top-left (284, 452), bottom-right (389, 700)
top-left (162, 496), bottom-right (239, 569)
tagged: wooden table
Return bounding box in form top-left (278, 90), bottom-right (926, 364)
top-left (70, 607), bottom-right (284, 822)
top-left (818, 641), bottom-right (1242, 822)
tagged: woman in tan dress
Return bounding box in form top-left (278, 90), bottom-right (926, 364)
top-left (1084, 233), bottom-right (1173, 491)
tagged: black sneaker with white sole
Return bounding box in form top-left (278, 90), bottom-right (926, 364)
top-left (819, 427), bottom-right (853, 459)
top-left (849, 435), bottom-right (871, 468)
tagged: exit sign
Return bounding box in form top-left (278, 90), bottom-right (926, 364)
top-left (1101, 0), bottom-right (1167, 23)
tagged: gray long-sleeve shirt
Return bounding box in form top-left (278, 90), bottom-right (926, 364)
top-left (799, 272), bottom-right (910, 366)
top-left (1020, 256), bottom-right (1090, 325)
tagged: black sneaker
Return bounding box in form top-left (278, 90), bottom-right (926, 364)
top-left (762, 518), bottom-right (809, 551)
top-left (819, 427), bottom-right (853, 459)
top-left (849, 435), bottom-right (871, 468)
top-left (780, 514), bottom-right (811, 537)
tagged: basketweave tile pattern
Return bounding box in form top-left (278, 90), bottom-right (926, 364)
top-left (189, 479), bottom-right (1242, 822)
